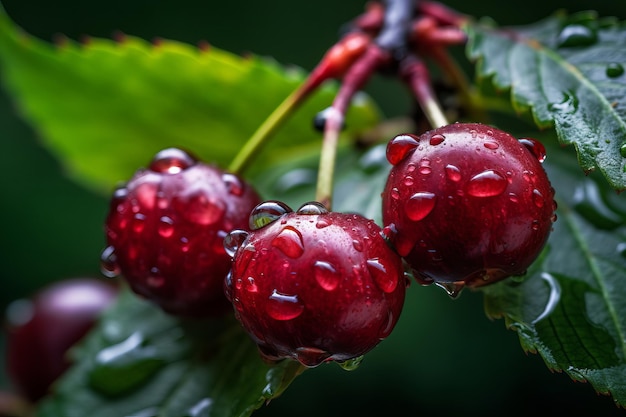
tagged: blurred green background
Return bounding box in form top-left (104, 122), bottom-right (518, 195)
top-left (0, 0), bottom-right (624, 416)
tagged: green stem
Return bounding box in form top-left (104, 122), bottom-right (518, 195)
top-left (228, 84), bottom-right (309, 174)
top-left (315, 107), bottom-right (343, 209)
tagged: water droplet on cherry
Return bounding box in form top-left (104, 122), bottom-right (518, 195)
top-left (314, 260), bottom-right (340, 291)
top-left (429, 134), bottom-right (445, 146)
top-left (386, 134), bottom-right (419, 165)
top-left (519, 138), bottom-right (547, 163)
top-left (295, 347), bottom-right (330, 367)
top-left (466, 169), bottom-right (507, 197)
top-left (297, 201), bottom-right (329, 215)
top-left (157, 216), bottom-right (175, 238)
top-left (337, 355), bottom-right (364, 371)
top-left (404, 192), bottom-right (436, 221)
top-left (149, 148), bottom-right (196, 174)
top-left (222, 173), bottom-right (244, 196)
top-left (249, 201), bottom-right (292, 230)
top-left (444, 164), bottom-right (461, 182)
top-left (224, 230), bottom-right (249, 257)
top-left (266, 290), bottom-right (304, 320)
top-left (366, 258), bottom-right (397, 293)
top-left (100, 246), bottom-right (120, 278)
top-left (182, 193), bottom-right (225, 225)
top-left (271, 226), bottom-right (305, 258)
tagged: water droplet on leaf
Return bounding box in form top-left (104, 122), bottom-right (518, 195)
top-left (557, 24), bottom-right (597, 47)
top-left (606, 63), bottom-right (624, 78)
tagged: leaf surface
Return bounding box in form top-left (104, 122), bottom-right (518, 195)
top-left (36, 288), bottom-right (305, 417)
top-left (465, 11), bottom-right (626, 190)
top-left (0, 5), bottom-right (380, 193)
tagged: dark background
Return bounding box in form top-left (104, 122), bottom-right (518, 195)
top-left (0, 1), bottom-right (624, 416)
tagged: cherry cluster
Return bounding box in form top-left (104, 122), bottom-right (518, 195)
top-left (4, 0), bottom-right (558, 404)
top-left (97, 0), bottom-right (556, 368)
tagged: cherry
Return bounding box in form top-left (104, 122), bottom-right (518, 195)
top-left (382, 122), bottom-right (556, 289)
top-left (4, 278), bottom-right (118, 402)
top-left (102, 148), bottom-right (262, 317)
top-left (224, 201), bottom-right (407, 368)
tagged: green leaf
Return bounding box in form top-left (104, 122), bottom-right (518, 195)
top-left (465, 11), bottom-right (626, 191)
top-left (483, 140), bottom-right (626, 407)
top-left (36, 287), bottom-right (305, 417)
top-left (0, 4), bottom-right (380, 194)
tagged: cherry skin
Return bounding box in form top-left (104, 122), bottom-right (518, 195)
top-left (382, 123), bottom-right (556, 288)
top-left (224, 201), bottom-right (407, 367)
top-left (5, 278), bottom-right (118, 402)
top-left (102, 148), bottom-right (262, 317)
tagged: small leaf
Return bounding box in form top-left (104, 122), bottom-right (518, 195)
top-left (0, 5), bottom-right (380, 194)
top-left (465, 11), bottom-right (626, 191)
top-left (36, 287), bottom-right (305, 417)
top-left (483, 140), bottom-right (626, 407)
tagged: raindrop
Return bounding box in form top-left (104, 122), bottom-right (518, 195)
top-left (158, 216), bottom-right (175, 238)
top-left (223, 230), bottom-right (249, 257)
top-left (267, 290), bottom-right (304, 320)
top-left (297, 201), bottom-right (329, 215)
top-left (186, 398), bottom-right (212, 417)
top-left (100, 246), bottom-right (120, 278)
top-left (404, 192), bottom-right (436, 221)
top-left (149, 148), bottom-right (196, 174)
top-left (316, 218), bottom-right (331, 229)
top-left (295, 347), bottom-right (330, 367)
top-left (606, 63), bottom-right (625, 78)
top-left (557, 24), bottom-right (597, 48)
top-left (466, 169), bottom-right (507, 197)
top-left (338, 355), bottom-right (364, 371)
top-left (89, 332), bottom-right (165, 396)
top-left (429, 134), bottom-right (445, 146)
top-left (246, 277), bottom-right (258, 293)
top-left (532, 189), bottom-right (545, 208)
top-left (519, 138), bottom-right (547, 163)
top-left (390, 187), bottom-right (400, 200)
top-left (366, 258), bottom-right (397, 293)
top-left (620, 144), bottom-right (626, 158)
top-left (146, 270), bottom-right (165, 288)
top-left (182, 193), bottom-right (225, 225)
top-left (548, 92), bottom-right (579, 114)
top-left (132, 213), bottom-right (147, 233)
top-left (271, 226), bottom-right (305, 258)
top-left (386, 134), bottom-right (419, 165)
top-left (483, 141), bottom-right (499, 150)
top-left (352, 239), bottom-right (364, 252)
top-left (444, 164), bottom-right (461, 182)
top-left (532, 272), bottom-right (561, 324)
top-left (314, 260), bottom-right (340, 291)
top-left (435, 281), bottom-right (465, 299)
top-left (573, 179), bottom-right (624, 230)
top-left (403, 176), bottom-right (414, 186)
top-left (222, 173), bottom-right (244, 196)
top-left (249, 201), bottom-right (292, 230)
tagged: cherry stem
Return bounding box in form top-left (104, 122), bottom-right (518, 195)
top-left (315, 45), bottom-right (389, 209)
top-left (228, 82), bottom-right (311, 174)
top-left (400, 55), bottom-right (449, 128)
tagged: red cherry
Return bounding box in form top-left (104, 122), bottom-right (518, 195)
top-left (102, 148), bottom-right (262, 317)
top-left (382, 123), bottom-right (556, 289)
top-left (224, 201), bottom-right (407, 367)
top-left (5, 278), bottom-right (118, 402)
